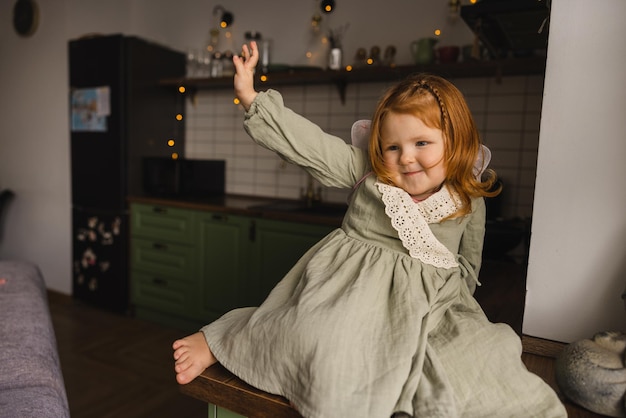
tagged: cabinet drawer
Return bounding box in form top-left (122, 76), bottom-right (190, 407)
top-left (131, 270), bottom-right (196, 316)
top-left (131, 203), bottom-right (195, 244)
top-left (131, 237), bottom-right (195, 281)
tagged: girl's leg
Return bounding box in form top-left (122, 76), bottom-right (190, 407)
top-left (172, 331), bottom-right (217, 384)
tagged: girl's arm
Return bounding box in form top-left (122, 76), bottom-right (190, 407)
top-left (233, 44), bottom-right (367, 188)
top-left (243, 90), bottom-right (368, 189)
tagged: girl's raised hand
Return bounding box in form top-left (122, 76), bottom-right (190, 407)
top-left (233, 41), bottom-right (259, 111)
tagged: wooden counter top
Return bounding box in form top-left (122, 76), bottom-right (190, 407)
top-left (128, 194), bottom-right (346, 228)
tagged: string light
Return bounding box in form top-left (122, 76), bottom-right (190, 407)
top-left (320, 0), bottom-right (335, 13)
top-left (213, 5), bottom-right (234, 28)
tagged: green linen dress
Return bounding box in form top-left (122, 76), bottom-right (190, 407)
top-left (201, 90), bottom-right (566, 418)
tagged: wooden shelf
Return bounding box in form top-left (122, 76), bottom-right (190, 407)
top-left (161, 56), bottom-right (546, 103)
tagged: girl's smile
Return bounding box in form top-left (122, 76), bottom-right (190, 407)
top-left (380, 112), bottom-right (446, 201)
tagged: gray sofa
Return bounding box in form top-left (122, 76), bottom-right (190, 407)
top-left (0, 260), bottom-right (70, 417)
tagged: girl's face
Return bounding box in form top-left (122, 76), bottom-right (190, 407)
top-left (380, 112), bottom-right (446, 201)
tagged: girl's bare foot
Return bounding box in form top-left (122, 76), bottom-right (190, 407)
top-left (0, 278), bottom-right (6, 286)
top-left (172, 332), bottom-right (217, 384)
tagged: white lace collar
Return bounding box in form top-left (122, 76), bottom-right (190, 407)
top-left (376, 182), bottom-right (460, 269)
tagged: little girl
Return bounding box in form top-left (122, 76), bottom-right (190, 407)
top-left (173, 42), bottom-right (566, 417)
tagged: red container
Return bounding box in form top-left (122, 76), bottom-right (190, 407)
top-left (437, 46), bottom-right (460, 64)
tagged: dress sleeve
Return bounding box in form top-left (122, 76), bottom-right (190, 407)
top-left (243, 90), bottom-right (369, 188)
top-left (458, 197), bottom-right (486, 287)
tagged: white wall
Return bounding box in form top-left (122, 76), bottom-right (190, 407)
top-left (523, 0), bottom-right (626, 342)
top-left (0, 0), bottom-right (472, 293)
top-left (0, 0), bottom-right (72, 292)
top-left (129, 0), bottom-right (473, 68)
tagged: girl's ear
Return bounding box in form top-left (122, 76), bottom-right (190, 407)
top-left (473, 145), bottom-right (492, 180)
top-left (351, 120), bottom-right (371, 151)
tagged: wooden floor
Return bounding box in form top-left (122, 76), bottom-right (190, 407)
top-left (48, 291), bottom-right (206, 418)
top-left (48, 259), bottom-right (606, 418)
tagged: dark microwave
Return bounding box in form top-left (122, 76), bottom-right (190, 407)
top-left (142, 157), bottom-right (225, 197)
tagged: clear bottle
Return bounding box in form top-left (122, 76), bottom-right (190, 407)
top-left (328, 48), bottom-right (342, 70)
top-left (210, 51), bottom-right (223, 78)
top-left (259, 39), bottom-right (272, 73)
top-left (222, 51), bottom-right (234, 76)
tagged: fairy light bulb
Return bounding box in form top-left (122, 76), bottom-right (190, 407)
top-left (320, 0), bottom-right (335, 13)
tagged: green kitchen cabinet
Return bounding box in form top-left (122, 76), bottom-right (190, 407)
top-left (129, 201), bottom-right (337, 328)
top-left (130, 204), bottom-right (200, 326)
top-left (131, 204), bottom-right (196, 244)
top-left (197, 211), bottom-right (252, 322)
top-left (250, 218), bottom-right (334, 306)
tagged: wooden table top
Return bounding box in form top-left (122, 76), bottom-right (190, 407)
top-left (181, 338), bottom-right (608, 418)
top-left (180, 363), bottom-right (302, 418)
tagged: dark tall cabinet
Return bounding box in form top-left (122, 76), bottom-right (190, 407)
top-left (69, 34), bottom-right (185, 313)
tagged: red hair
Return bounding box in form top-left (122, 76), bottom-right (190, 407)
top-left (369, 73), bottom-right (500, 218)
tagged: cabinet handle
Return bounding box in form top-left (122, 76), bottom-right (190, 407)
top-left (153, 242), bottom-right (168, 250)
top-left (152, 206), bottom-right (168, 214)
top-left (152, 278), bottom-right (168, 286)
top-left (211, 213), bottom-right (227, 221)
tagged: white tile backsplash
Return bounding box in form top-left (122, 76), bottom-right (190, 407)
top-left (464, 96), bottom-right (488, 115)
top-left (525, 76), bottom-right (546, 94)
top-left (522, 131), bottom-right (541, 151)
top-left (454, 77), bottom-right (489, 94)
top-left (521, 150), bottom-right (539, 170)
top-left (487, 75), bottom-right (528, 94)
top-left (524, 93), bottom-right (544, 113)
top-left (185, 75), bottom-right (545, 220)
top-left (486, 113), bottom-right (525, 131)
top-left (519, 168), bottom-right (538, 188)
top-left (491, 150), bottom-right (520, 168)
top-left (523, 112), bottom-right (543, 131)
top-left (487, 95), bottom-right (527, 113)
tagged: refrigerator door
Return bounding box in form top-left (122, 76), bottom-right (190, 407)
top-left (72, 208), bottom-right (129, 313)
top-left (69, 35), bottom-right (126, 211)
top-left (69, 35), bottom-right (186, 210)
top-left (69, 34), bottom-right (184, 312)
